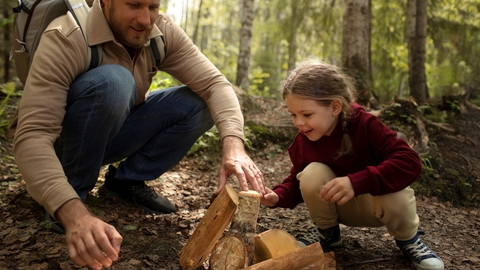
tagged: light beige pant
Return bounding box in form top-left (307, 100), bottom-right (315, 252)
top-left (297, 162), bottom-right (419, 241)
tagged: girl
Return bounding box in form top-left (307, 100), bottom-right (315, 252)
top-left (261, 60), bottom-right (443, 270)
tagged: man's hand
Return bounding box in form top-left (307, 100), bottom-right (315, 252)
top-left (218, 136), bottom-right (265, 196)
top-left (319, 176), bottom-right (354, 205)
top-left (56, 199), bottom-right (122, 270)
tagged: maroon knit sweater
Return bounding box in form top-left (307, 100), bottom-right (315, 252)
top-left (272, 103), bottom-right (422, 209)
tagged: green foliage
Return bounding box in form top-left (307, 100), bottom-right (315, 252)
top-left (243, 126), bottom-right (255, 151)
top-left (90, 207), bottom-right (101, 215)
top-left (189, 0), bottom-right (240, 83)
top-left (428, 0), bottom-right (480, 97)
top-left (424, 108), bottom-right (449, 123)
top-left (420, 155), bottom-right (434, 174)
top-left (399, 114), bottom-right (417, 125)
top-left (149, 72), bottom-right (178, 90)
top-left (0, 83), bottom-right (18, 135)
top-left (248, 67), bottom-right (273, 97)
top-left (40, 220), bottom-right (55, 230)
top-left (172, 0), bottom-right (480, 105)
top-left (0, 15), bottom-right (14, 27)
top-left (371, 1), bottom-right (409, 102)
top-left (414, 150), bottom-right (477, 207)
top-left (446, 100), bottom-right (461, 112)
top-left (187, 127), bottom-right (221, 159)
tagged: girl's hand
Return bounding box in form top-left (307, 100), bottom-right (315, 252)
top-left (319, 176), bottom-right (354, 205)
top-left (260, 187), bottom-right (279, 207)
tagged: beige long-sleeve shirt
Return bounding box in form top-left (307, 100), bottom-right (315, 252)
top-left (12, 0), bottom-right (244, 217)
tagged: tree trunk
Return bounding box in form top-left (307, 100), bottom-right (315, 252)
top-left (200, 9), bottom-right (211, 51)
top-left (236, 0), bottom-right (255, 90)
top-left (287, 1), bottom-right (303, 72)
top-left (192, 0), bottom-right (204, 45)
top-left (182, 0), bottom-right (190, 31)
top-left (342, 0), bottom-right (380, 109)
top-left (406, 0), bottom-right (428, 105)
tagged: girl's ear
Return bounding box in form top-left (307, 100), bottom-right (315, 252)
top-left (331, 100), bottom-right (342, 116)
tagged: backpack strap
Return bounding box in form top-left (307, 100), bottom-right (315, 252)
top-left (64, 0), bottom-right (101, 72)
top-left (149, 35), bottom-right (166, 66)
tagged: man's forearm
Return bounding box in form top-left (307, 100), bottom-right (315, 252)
top-left (222, 135), bottom-right (245, 155)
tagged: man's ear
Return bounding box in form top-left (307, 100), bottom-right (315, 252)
top-left (331, 100), bottom-right (342, 116)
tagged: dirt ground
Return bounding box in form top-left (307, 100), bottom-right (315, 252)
top-left (1, 96), bottom-right (479, 270)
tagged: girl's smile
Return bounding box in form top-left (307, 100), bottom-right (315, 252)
top-left (285, 94), bottom-right (341, 141)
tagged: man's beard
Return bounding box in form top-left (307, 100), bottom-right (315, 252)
top-left (109, 6), bottom-right (151, 49)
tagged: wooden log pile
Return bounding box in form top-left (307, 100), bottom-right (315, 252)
top-left (179, 185), bottom-right (336, 270)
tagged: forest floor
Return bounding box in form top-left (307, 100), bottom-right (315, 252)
top-left (0, 95), bottom-right (479, 270)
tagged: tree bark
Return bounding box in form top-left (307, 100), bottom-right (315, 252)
top-left (406, 0), bottom-right (428, 105)
top-left (286, 1), bottom-right (312, 72)
top-left (342, 0), bottom-right (380, 109)
top-left (192, 0), bottom-right (204, 45)
top-left (200, 9), bottom-right (211, 51)
top-left (236, 0), bottom-right (255, 90)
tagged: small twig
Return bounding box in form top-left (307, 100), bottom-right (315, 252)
top-left (459, 154), bottom-right (471, 167)
top-left (466, 137), bottom-right (477, 147)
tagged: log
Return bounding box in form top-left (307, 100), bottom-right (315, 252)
top-left (243, 242), bottom-right (325, 270)
top-left (179, 185), bottom-right (239, 270)
top-left (208, 234), bottom-right (247, 270)
top-left (209, 190), bottom-right (261, 269)
top-left (229, 190), bottom-right (261, 266)
top-left (323, 252), bottom-right (337, 270)
top-left (254, 229), bottom-right (302, 263)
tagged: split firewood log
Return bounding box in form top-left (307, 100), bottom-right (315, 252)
top-left (209, 190), bottom-right (261, 269)
top-left (179, 185), bottom-right (239, 270)
top-left (243, 242), bottom-right (325, 270)
top-left (229, 190), bottom-right (261, 265)
top-left (208, 234), bottom-right (247, 270)
top-left (254, 229), bottom-right (302, 263)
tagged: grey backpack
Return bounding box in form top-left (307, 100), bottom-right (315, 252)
top-left (11, 0), bottom-right (166, 85)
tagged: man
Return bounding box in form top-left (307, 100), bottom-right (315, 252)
top-left (11, 0), bottom-right (265, 268)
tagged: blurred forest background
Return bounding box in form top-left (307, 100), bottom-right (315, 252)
top-left (0, 0), bottom-right (479, 106)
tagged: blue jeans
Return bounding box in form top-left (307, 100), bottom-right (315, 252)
top-left (55, 65), bottom-right (214, 199)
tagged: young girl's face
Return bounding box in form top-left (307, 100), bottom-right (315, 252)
top-left (285, 94), bottom-right (340, 141)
